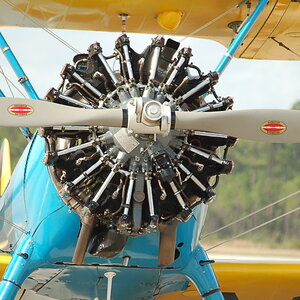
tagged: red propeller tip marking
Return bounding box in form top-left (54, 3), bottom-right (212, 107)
top-left (261, 121), bottom-right (287, 135)
top-left (8, 104), bottom-right (34, 116)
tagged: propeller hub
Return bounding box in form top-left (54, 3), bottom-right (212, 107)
top-left (144, 101), bottom-right (162, 120)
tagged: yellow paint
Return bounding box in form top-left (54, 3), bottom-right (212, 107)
top-left (0, 254), bottom-right (11, 277)
top-left (238, 0), bottom-right (292, 59)
top-left (2, 0), bottom-right (299, 60)
top-left (0, 138), bottom-right (11, 196)
top-left (157, 261), bottom-right (300, 300)
top-left (156, 11), bottom-right (183, 31)
top-left (0, 0), bottom-right (299, 60)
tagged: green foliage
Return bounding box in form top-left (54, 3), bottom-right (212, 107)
top-left (292, 100), bottom-right (300, 110)
top-left (204, 140), bottom-right (300, 248)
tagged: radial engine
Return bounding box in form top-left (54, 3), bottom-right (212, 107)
top-left (41, 35), bottom-right (236, 264)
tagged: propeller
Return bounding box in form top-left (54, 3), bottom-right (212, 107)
top-left (0, 97), bottom-right (123, 127)
top-left (1, 97), bottom-right (300, 143)
top-left (175, 109), bottom-right (300, 143)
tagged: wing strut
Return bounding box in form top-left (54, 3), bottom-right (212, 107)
top-left (0, 32), bottom-right (40, 141)
top-left (215, 0), bottom-right (269, 75)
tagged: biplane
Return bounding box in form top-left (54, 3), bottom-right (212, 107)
top-left (0, 0), bottom-right (300, 299)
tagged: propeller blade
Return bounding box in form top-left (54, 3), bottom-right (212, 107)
top-left (0, 97), bottom-right (123, 127)
top-left (2, 98), bottom-right (299, 143)
top-left (175, 109), bottom-right (300, 143)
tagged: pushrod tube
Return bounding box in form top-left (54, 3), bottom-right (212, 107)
top-left (215, 0), bottom-right (268, 75)
top-left (123, 175), bottom-right (135, 216)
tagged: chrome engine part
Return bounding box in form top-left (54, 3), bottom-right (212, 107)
top-left (41, 35), bottom-right (236, 260)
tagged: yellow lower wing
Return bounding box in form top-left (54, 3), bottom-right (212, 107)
top-left (0, 254), bottom-right (10, 277)
top-left (0, 138), bottom-right (11, 196)
top-left (0, 255), bottom-right (299, 299)
top-left (157, 257), bottom-right (300, 300)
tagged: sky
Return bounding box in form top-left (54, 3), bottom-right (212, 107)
top-left (1, 26), bottom-right (300, 110)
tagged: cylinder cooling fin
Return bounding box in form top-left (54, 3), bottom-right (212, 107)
top-left (41, 35), bottom-right (236, 260)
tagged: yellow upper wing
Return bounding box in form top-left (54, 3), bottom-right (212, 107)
top-left (0, 0), bottom-right (299, 60)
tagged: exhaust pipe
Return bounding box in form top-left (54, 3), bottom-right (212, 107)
top-left (72, 215), bottom-right (96, 265)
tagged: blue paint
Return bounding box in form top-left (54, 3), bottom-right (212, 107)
top-left (0, 139), bottom-right (224, 299)
top-left (0, 89), bottom-right (4, 97)
top-left (180, 244), bottom-right (224, 299)
top-left (0, 235), bottom-right (41, 300)
top-left (23, 135), bottom-right (68, 233)
top-left (39, 265), bottom-right (186, 300)
top-left (215, 0), bottom-right (269, 75)
top-left (0, 133), bottom-right (224, 299)
top-left (0, 140), bottom-right (33, 247)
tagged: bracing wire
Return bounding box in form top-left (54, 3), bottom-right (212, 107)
top-left (0, 64), bottom-right (14, 97)
top-left (270, 37), bottom-right (300, 59)
top-left (0, 65), bottom-right (26, 97)
top-left (0, 216), bottom-right (28, 234)
top-left (179, 0), bottom-right (248, 43)
top-left (205, 205), bottom-right (300, 251)
top-left (203, 190), bottom-right (300, 238)
top-left (2, 0), bottom-right (80, 54)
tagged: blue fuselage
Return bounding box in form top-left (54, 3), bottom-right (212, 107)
top-left (0, 133), bottom-right (223, 299)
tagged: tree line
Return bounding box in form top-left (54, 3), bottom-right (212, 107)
top-left (203, 139), bottom-right (300, 248)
